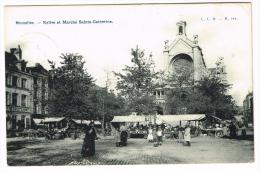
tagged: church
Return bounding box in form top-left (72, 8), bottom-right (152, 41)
top-left (154, 21), bottom-right (227, 115)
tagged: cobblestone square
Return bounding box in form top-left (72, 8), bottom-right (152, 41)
top-left (7, 135), bottom-right (254, 166)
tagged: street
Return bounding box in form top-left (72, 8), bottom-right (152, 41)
top-left (7, 134), bottom-right (254, 166)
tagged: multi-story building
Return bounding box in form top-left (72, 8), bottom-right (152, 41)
top-left (27, 63), bottom-right (49, 118)
top-left (243, 92), bottom-right (253, 123)
top-left (5, 46), bottom-right (48, 131)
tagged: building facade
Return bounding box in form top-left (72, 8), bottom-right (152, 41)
top-left (243, 92), bottom-right (253, 123)
top-left (27, 63), bottom-right (49, 118)
top-left (163, 21), bottom-right (208, 81)
top-left (5, 46), bottom-right (48, 131)
top-left (154, 21), bottom-right (227, 114)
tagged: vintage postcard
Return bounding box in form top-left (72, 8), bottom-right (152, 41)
top-left (1, 1), bottom-right (259, 173)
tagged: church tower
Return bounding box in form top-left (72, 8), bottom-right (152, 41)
top-left (163, 21), bottom-right (207, 82)
top-left (155, 21), bottom-right (208, 114)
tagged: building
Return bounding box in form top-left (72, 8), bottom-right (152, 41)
top-left (243, 92), bottom-right (253, 123)
top-left (208, 57), bottom-right (228, 84)
top-left (162, 21), bottom-right (208, 81)
top-left (154, 21), bottom-right (227, 114)
top-left (27, 63), bottom-right (49, 118)
top-left (5, 45), bottom-right (48, 132)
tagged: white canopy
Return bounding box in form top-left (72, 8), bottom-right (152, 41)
top-left (33, 118), bottom-right (44, 124)
top-left (111, 115), bottom-right (146, 123)
top-left (42, 117), bottom-right (65, 123)
top-left (156, 114), bottom-right (206, 124)
top-left (72, 119), bottom-right (101, 125)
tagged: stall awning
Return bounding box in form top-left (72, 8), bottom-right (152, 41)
top-left (157, 114), bottom-right (206, 123)
top-left (111, 115), bottom-right (146, 123)
top-left (42, 117), bottom-right (65, 123)
top-left (72, 119), bottom-right (101, 125)
top-left (33, 118), bottom-right (44, 125)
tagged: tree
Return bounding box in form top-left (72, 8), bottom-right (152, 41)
top-left (114, 46), bottom-right (159, 115)
top-left (48, 53), bottom-right (94, 119)
top-left (165, 67), bottom-right (236, 119)
top-left (164, 62), bottom-right (194, 114)
top-left (87, 86), bottom-right (127, 122)
top-left (195, 76), bottom-right (237, 119)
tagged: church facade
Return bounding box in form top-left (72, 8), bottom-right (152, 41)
top-left (154, 21), bottom-right (227, 115)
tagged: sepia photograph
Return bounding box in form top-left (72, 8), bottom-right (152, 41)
top-left (1, 1), bottom-right (258, 171)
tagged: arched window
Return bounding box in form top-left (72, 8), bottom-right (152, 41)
top-left (171, 54), bottom-right (193, 76)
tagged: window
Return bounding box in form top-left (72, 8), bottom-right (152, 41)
top-left (6, 74), bottom-right (11, 86)
top-left (12, 76), bottom-right (18, 87)
top-left (21, 95), bottom-right (27, 107)
top-left (153, 91), bottom-right (156, 96)
top-left (6, 92), bottom-right (11, 105)
top-left (11, 115), bottom-right (17, 129)
top-left (25, 118), bottom-right (30, 129)
top-left (157, 91), bottom-right (161, 98)
top-left (161, 91), bottom-right (164, 95)
top-left (34, 90), bottom-right (38, 99)
top-left (33, 77), bottom-right (37, 85)
top-left (42, 79), bottom-right (46, 87)
top-left (179, 26), bottom-right (183, 35)
top-left (12, 93), bottom-right (18, 106)
top-left (21, 115), bottom-right (25, 129)
top-left (33, 102), bottom-right (37, 114)
top-left (21, 78), bottom-right (27, 89)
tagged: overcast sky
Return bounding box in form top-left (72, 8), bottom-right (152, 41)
top-left (4, 3), bottom-right (252, 106)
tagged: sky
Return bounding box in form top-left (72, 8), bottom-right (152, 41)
top-left (4, 3), bottom-right (252, 106)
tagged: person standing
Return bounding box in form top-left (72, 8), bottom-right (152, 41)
top-left (178, 126), bottom-right (184, 143)
top-left (120, 129), bottom-right (128, 146)
top-left (152, 126), bottom-right (158, 147)
top-left (147, 126), bottom-right (153, 142)
top-left (184, 123), bottom-right (191, 146)
top-left (222, 123), bottom-right (229, 137)
top-left (81, 122), bottom-right (96, 157)
top-left (157, 126), bottom-right (163, 145)
top-left (229, 122), bottom-right (237, 139)
top-left (115, 127), bottom-right (121, 147)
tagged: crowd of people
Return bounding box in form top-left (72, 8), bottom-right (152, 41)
top-left (80, 118), bottom-right (248, 158)
top-left (135, 123), bottom-right (192, 147)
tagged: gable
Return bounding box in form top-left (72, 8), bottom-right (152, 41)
top-left (169, 38), bottom-right (193, 56)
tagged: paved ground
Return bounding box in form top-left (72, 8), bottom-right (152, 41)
top-left (7, 134), bottom-right (254, 166)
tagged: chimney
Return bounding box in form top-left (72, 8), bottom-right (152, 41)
top-left (10, 48), bottom-right (17, 55)
top-left (18, 45), bottom-right (22, 60)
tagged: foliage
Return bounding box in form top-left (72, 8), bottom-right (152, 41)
top-left (114, 46), bottom-right (159, 115)
top-left (48, 53), bottom-right (94, 119)
top-left (165, 75), bottom-right (237, 119)
top-left (87, 87), bottom-right (127, 122)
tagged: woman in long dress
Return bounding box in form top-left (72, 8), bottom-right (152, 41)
top-left (81, 122), bottom-right (96, 157)
top-left (147, 127), bottom-right (153, 142)
top-left (184, 124), bottom-right (191, 146)
top-left (115, 128), bottom-right (121, 147)
top-left (178, 126), bottom-right (184, 143)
